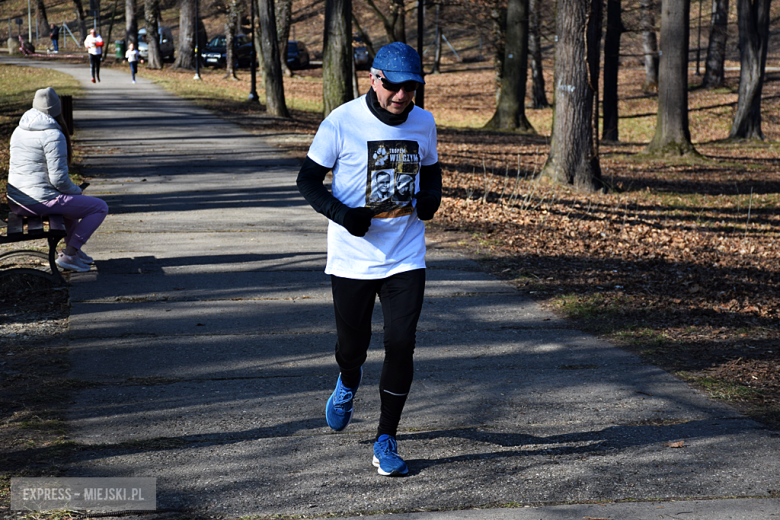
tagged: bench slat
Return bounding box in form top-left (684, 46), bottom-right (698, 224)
top-left (27, 216), bottom-right (45, 236)
top-left (7, 213), bottom-right (24, 237)
top-left (48, 215), bottom-right (66, 232)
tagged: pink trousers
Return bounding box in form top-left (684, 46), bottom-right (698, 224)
top-left (11, 194), bottom-right (108, 250)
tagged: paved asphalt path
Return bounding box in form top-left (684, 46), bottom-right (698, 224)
top-left (3, 56), bottom-right (780, 519)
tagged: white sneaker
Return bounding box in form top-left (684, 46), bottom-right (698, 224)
top-left (132, 80), bottom-right (136, 83)
top-left (56, 253), bottom-right (90, 272)
top-left (77, 250), bottom-right (94, 264)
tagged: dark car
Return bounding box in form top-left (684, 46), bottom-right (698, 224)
top-left (286, 41), bottom-right (309, 69)
top-left (202, 34), bottom-right (254, 68)
top-left (353, 35), bottom-right (371, 69)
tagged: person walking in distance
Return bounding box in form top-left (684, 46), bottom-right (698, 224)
top-left (84, 28), bottom-right (104, 83)
top-left (297, 42), bottom-right (442, 477)
top-left (50, 23), bottom-right (59, 52)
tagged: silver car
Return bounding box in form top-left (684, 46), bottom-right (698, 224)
top-left (138, 26), bottom-right (175, 61)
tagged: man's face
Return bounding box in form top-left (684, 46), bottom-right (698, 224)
top-left (90, 29), bottom-right (96, 37)
top-left (377, 173), bottom-right (392, 195)
top-left (370, 71), bottom-right (418, 115)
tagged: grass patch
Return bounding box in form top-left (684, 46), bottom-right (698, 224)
top-left (677, 374), bottom-right (763, 402)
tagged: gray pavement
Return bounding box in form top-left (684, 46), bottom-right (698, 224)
top-left (4, 56), bottom-right (780, 519)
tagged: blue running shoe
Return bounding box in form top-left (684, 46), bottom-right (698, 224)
top-left (372, 434), bottom-right (408, 476)
top-left (325, 369), bottom-right (361, 431)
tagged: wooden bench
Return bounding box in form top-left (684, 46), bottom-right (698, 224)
top-left (0, 212), bottom-right (68, 285)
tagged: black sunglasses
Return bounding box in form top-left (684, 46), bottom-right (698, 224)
top-left (378, 76), bottom-right (419, 93)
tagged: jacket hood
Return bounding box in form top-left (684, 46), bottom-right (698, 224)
top-left (19, 108), bottom-right (62, 132)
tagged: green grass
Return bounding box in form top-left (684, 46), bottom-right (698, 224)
top-left (679, 374), bottom-right (763, 402)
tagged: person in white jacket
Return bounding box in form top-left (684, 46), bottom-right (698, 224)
top-left (7, 87), bottom-right (108, 272)
top-left (84, 28), bottom-right (103, 83)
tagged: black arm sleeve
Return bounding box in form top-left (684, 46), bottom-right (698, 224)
top-left (419, 162), bottom-right (443, 200)
top-left (296, 156), bottom-right (350, 226)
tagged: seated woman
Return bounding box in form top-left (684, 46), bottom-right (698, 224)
top-left (7, 87), bottom-right (108, 272)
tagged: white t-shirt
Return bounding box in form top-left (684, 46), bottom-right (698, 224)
top-left (85, 34), bottom-right (103, 55)
top-left (307, 95), bottom-right (438, 279)
top-left (125, 48), bottom-right (140, 62)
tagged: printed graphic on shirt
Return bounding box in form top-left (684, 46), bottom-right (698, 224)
top-left (366, 140), bottom-right (419, 218)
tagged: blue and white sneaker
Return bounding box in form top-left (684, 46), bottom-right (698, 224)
top-left (325, 369), bottom-right (361, 431)
top-left (372, 434), bottom-right (408, 476)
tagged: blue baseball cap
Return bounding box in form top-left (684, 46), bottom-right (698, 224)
top-left (372, 42), bottom-right (425, 85)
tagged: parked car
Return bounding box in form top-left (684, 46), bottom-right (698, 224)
top-left (286, 40), bottom-right (309, 69)
top-left (202, 34), bottom-right (254, 68)
top-left (138, 26), bottom-right (175, 61)
top-left (353, 35), bottom-right (371, 69)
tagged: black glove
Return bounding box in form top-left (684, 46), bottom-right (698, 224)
top-left (342, 207), bottom-right (374, 237)
top-left (413, 190), bottom-right (440, 221)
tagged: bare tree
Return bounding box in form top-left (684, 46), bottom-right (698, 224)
top-left (276, 0), bottom-right (293, 76)
top-left (484, 0), bottom-right (534, 132)
top-left (352, 12), bottom-right (376, 58)
top-left (70, 0), bottom-right (88, 43)
top-left (528, 0), bottom-right (549, 108)
top-left (258, 0), bottom-right (290, 117)
top-left (602, 0), bottom-right (623, 141)
top-left (323, 0), bottom-right (353, 116)
top-left (729, 0), bottom-right (771, 139)
top-left (431, 2), bottom-right (443, 74)
top-left (702, 0), bottom-right (729, 88)
top-left (36, 0), bottom-right (50, 38)
top-left (542, 0), bottom-right (604, 192)
top-left (173, 0), bottom-right (196, 69)
top-left (363, 0), bottom-right (405, 43)
top-left (488, 0), bottom-right (505, 104)
top-left (640, 0), bottom-right (659, 91)
top-left (646, 0), bottom-right (697, 155)
top-left (144, 0), bottom-right (163, 68)
top-left (126, 0), bottom-right (138, 48)
top-left (225, 0), bottom-right (239, 79)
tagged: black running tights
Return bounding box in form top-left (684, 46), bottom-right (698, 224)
top-left (331, 269), bottom-right (425, 439)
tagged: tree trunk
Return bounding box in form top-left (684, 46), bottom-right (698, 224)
top-left (254, 7), bottom-right (264, 81)
top-left (542, 0), bottom-right (604, 193)
top-left (484, 0), bottom-right (534, 132)
top-left (36, 0), bottom-right (50, 38)
top-left (391, 0), bottom-right (405, 43)
top-left (528, 0), bottom-right (549, 108)
top-left (702, 0), bottom-right (729, 88)
top-left (430, 3), bottom-right (442, 74)
top-left (489, 0), bottom-right (505, 104)
top-left (258, 0), bottom-right (290, 117)
top-left (71, 0), bottom-right (88, 43)
top-left (103, 0), bottom-right (118, 62)
top-left (640, 0), bottom-right (659, 91)
top-left (173, 0), bottom-right (195, 69)
top-left (144, 0), bottom-right (163, 68)
top-left (125, 0), bottom-right (138, 48)
top-left (225, 0), bottom-right (239, 79)
top-left (729, 0), bottom-right (771, 139)
top-left (646, 0), bottom-right (697, 155)
top-left (276, 0), bottom-right (292, 77)
top-left (602, 0), bottom-right (622, 141)
top-left (323, 0), bottom-right (353, 116)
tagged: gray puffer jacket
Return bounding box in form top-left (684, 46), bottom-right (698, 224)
top-left (7, 108), bottom-right (81, 206)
